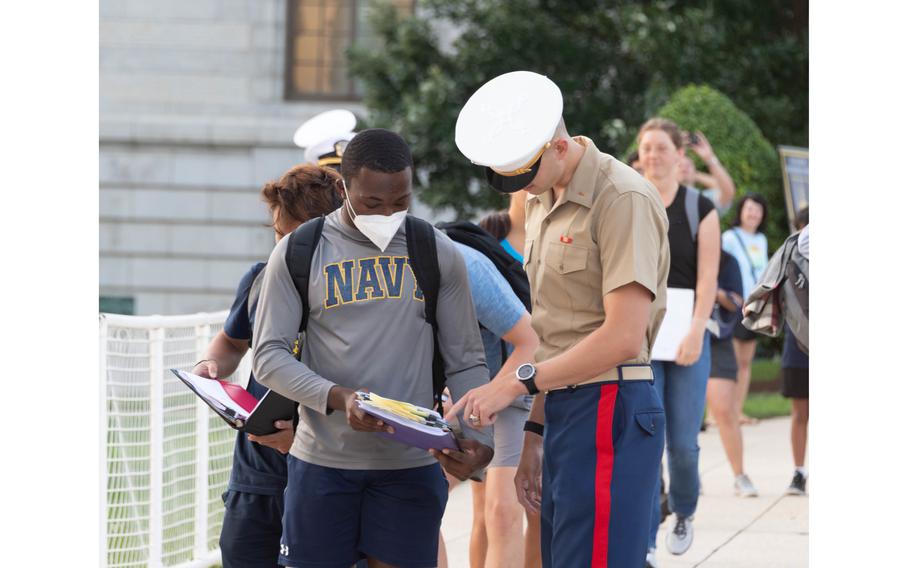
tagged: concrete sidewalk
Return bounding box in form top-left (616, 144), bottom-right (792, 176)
top-left (441, 416), bottom-right (808, 567)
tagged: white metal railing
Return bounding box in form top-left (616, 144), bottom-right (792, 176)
top-left (100, 311), bottom-right (250, 568)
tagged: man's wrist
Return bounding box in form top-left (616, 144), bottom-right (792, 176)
top-left (706, 155), bottom-right (720, 167)
top-left (515, 363), bottom-right (540, 394)
top-left (511, 376), bottom-right (529, 397)
top-left (523, 430), bottom-right (544, 445)
top-left (193, 358), bottom-right (214, 369)
top-left (327, 386), bottom-right (355, 412)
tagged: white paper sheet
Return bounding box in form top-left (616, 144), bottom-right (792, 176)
top-left (175, 370), bottom-right (251, 418)
top-left (651, 288), bottom-right (695, 362)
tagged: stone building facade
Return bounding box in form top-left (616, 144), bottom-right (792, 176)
top-left (100, 0), bottom-right (432, 315)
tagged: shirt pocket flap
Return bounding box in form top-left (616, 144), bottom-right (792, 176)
top-left (545, 242), bottom-right (588, 275)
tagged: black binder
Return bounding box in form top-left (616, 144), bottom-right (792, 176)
top-left (171, 369), bottom-right (298, 436)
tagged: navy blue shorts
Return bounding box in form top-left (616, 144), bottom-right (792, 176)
top-left (279, 457), bottom-right (448, 568)
top-left (219, 490), bottom-right (284, 568)
top-left (541, 380), bottom-right (665, 568)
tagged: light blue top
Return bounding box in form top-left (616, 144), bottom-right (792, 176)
top-left (454, 242), bottom-right (532, 409)
top-left (499, 238), bottom-right (524, 264)
top-left (722, 227), bottom-right (769, 295)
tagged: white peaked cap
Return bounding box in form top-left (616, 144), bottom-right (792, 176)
top-left (455, 71), bottom-right (563, 173)
top-left (303, 131), bottom-right (356, 165)
top-left (293, 109), bottom-right (357, 149)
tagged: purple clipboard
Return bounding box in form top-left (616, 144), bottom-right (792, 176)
top-left (356, 400), bottom-right (460, 452)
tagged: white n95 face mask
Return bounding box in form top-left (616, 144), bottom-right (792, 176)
top-left (343, 181), bottom-right (408, 252)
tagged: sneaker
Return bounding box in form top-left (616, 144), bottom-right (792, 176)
top-left (645, 547), bottom-right (658, 568)
top-left (787, 470), bottom-right (807, 495)
top-left (734, 474), bottom-right (759, 497)
top-left (666, 515), bottom-right (694, 555)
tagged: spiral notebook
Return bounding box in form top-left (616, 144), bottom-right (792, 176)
top-left (171, 369), bottom-right (297, 436)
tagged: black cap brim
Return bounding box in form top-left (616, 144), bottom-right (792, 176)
top-left (484, 157), bottom-right (541, 194)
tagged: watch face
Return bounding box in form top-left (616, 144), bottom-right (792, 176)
top-left (517, 364), bottom-right (534, 380)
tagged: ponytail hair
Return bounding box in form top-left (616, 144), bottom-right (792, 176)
top-left (261, 164), bottom-right (342, 231)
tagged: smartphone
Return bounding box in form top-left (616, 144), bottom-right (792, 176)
top-left (687, 132), bottom-right (700, 146)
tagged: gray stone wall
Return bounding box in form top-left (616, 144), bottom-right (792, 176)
top-left (99, 0), bottom-right (369, 315)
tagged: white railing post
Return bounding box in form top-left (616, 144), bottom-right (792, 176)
top-left (148, 326), bottom-right (165, 568)
top-left (99, 316), bottom-right (109, 568)
top-left (194, 323), bottom-right (211, 557)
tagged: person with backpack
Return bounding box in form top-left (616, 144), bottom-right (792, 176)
top-left (436, 221), bottom-right (540, 568)
top-left (191, 164), bottom-right (344, 568)
top-left (780, 208), bottom-right (809, 495)
top-left (705, 250), bottom-right (759, 497)
top-left (451, 71), bottom-right (671, 568)
top-left (251, 129), bottom-right (494, 568)
top-left (722, 193), bottom-right (771, 425)
top-left (637, 118), bottom-right (720, 565)
top-left (476, 204), bottom-right (550, 568)
top-left (739, 211), bottom-right (809, 497)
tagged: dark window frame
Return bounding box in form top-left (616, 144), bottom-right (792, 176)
top-left (283, 0), bottom-right (415, 102)
top-left (283, 0), bottom-right (361, 101)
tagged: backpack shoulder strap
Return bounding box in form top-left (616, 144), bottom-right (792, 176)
top-left (405, 216), bottom-right (441, 325)
top-left (285, 216), bottom-right (326, 333)
top-left (404, 215), bottom-right (445, 411)
top-left (246, 267), bottom-right (266, 323)
top-left (731, 227), bottom-right (761, 282)
top-left (684, 186), bottom-right (700, 243)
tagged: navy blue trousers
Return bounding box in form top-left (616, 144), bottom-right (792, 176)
top-left (541, 380), bottom-right (665, 567)
top-left (220, 490), bottom-right (284, 568)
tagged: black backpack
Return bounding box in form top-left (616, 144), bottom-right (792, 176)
top-left (437, 221), bottom-right (532, 367)
top-left (283, 215), bottom-right (448, 411)
top-left (436, 221), bottom-right (532, 312)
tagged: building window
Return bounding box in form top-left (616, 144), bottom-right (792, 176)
top-left (100, 296), bottom-right (135, 315)
top-left (284, 0), bottom-right (413, 100)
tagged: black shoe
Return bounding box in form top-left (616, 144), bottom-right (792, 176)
top-left (786, 470), bottom-right (807, 495)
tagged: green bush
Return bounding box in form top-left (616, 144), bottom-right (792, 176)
top-left (743, 393), bottom-right (792, 419)
top-left (630, 85), bottom-right (788, 249)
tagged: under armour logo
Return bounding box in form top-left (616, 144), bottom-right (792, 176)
top-left (280, 544), bottom-right (289, 556)
top-left (795, 273), bottom-right (806, 288)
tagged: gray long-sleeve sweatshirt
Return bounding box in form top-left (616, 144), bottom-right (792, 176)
top-left (252, 209), bottom-right (493, 470)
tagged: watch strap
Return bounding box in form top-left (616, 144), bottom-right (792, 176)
top-left (523, 421), bottom-right (544, 436)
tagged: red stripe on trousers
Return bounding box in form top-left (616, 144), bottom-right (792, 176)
top-left (591, 384), bottom-right (619, 567)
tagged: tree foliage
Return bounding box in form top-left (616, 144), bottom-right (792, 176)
top-left (349, 0), bottom-right (808, 219)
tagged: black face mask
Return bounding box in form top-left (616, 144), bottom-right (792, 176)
top-left (484, 157), bottom-right (542, 194)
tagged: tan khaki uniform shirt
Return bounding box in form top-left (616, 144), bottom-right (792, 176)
top-left (524, 136), bottom-right (670, 367)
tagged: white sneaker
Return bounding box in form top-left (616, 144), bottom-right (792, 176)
top-left (645, 547), bottom-right (658, 568)
top-left (666, 515), bottom-right (694, 555)
top-left (734, 474), bottom-right (759, 497)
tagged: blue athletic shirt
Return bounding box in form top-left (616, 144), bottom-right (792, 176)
top-left (454, 242), bottom-right (531, 409)
top-left (223, 262), bottom-right (289, 495)
top-left (499, 238), bottom-right (524, 264)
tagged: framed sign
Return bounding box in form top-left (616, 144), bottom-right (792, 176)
top-left (779, 146), bottom-right (809, 230)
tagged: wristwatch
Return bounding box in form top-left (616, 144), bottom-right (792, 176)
top-left (516, 363), bottom-right (540, 395)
